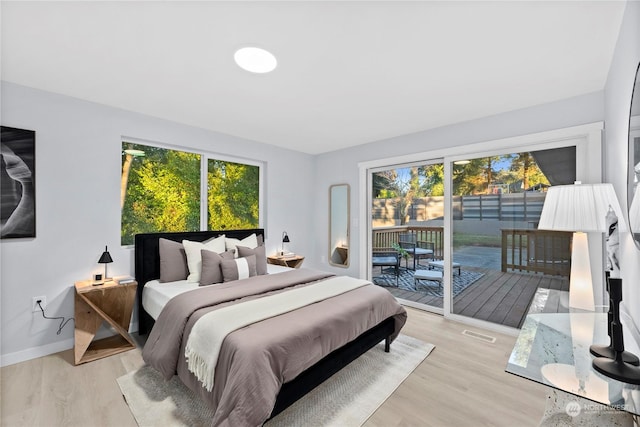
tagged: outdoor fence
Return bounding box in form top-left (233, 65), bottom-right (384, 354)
top-left (373, 192), bottom-right (546, 226)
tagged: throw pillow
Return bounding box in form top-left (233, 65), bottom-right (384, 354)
top-left (225, 233), bottom-right (258, 257)
top-left (159, 238), bottom-right (188, 282)
top-left (199, 249), bottom-right (235, 286)
top-left (221, 254), bottom-right (257, 282)
top-left (183, 235), bottom-right (226, 282)
top-left (237, 245), bottom-right (268, 275)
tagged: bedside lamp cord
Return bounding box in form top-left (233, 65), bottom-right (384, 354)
top-left (37, 301), bottom-right (74, 335)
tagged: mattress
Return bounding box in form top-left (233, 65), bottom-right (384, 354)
top-left (142, 263), bottom-right (292, 319)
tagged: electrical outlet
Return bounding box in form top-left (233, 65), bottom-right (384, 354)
top-left (32, 296), bottom-right (46, 312)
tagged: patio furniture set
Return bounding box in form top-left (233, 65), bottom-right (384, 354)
top-left (372, 232), bottom-right (461, 291)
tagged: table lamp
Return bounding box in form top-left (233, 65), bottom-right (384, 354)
top-left (281, 231), bottom-right (290, 256)
top-left (98, 245), bottom-right (113, 281)
top-left (538, 182), bottom-right (626, 311)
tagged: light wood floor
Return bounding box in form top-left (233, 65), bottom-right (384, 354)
top-left (1, 308), bottom-right (547, 427)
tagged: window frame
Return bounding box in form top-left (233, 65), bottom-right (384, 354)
top-left (121, 137), bottom-right (264, 247)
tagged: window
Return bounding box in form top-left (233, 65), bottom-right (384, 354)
top-left (121, 141), bottom-right (261, 245)
top-left (207, 159), bottom-right (259, 230)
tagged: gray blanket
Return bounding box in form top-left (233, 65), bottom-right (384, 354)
top-left (142, 268), bottom-right (407, 426)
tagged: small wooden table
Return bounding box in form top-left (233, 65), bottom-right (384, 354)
top-left (267, 254), bottom-right (305, 269)
top-left (74, 279), bottom-right (137, 365)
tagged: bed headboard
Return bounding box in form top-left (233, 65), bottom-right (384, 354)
top-left (134, 228), bottom-right (265, 334)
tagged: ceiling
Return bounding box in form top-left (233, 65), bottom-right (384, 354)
top-left (1, 1), bottom-right (628, 155)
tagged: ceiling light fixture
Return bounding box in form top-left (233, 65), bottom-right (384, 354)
top-left (234, 47), bottom-right (277, 74)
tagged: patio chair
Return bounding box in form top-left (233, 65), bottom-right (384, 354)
top-left (398, 232), bottom-right (434, 270)
top-left (372, 251), bottom-right (400, 286)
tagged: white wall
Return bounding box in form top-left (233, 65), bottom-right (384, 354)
top-left (604, 1), bottom-right (640, 354)
top-left (0, 82), bottom-right (315, 365)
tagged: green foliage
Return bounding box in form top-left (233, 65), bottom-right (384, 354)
top-left (391, 242), bottom-right (409, 259)
top-left (120, 143), bottom-right (261, 245)
top-left (421, 164), bottom-right (444, 196)
top-left (207, 160), bottom-right (259, 230)
top-left (121, 143), bottom-right (201, 245)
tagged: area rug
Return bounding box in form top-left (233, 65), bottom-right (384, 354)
top-left (117, 334), bottom-right (434, 427)
top-left (376, 268), bottom-right (483, 297)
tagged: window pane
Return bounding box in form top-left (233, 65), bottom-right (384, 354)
top-left (121, 142), bottom-right (201, 245)
top-left (207, 160), bottom-right (259, 230)
top-left (451, 148), bottom-right (573, 327)
top-left (371, 163), bottom-right (445, 311)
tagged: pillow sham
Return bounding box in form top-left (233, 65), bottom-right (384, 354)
top-left (225, 233), bottom-right (258, 258)
top-left (221, 254), bottom-right (257, 282)
top-left (237, 245), bottom-right (268, 275)
top-left (159, 238), bottom-right (189, 282)
top-left (183, 235), bottom-right (226, 282)
top-left (199, 249), bottom-right (235, 286)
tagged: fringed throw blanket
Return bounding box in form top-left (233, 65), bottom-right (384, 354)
top-left (185, 276), bottom-right (370, 391)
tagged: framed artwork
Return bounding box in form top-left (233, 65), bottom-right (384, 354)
top-left (1, 126), bottom-right (36, 239)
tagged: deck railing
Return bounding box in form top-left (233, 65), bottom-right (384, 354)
top-left (501, 228), bottom-right (572, 276)
top-left (374, 226), bottom-right (571, 277)
top-left (372, 226), bottom-right (444, 260)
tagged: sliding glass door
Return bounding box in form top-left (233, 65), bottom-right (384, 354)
top-left (370, 160), bottom-right (444, 312)
top-left (367, 147), bottom-right (576, 320)
top-left (450, 147), bottom-right (575, 327)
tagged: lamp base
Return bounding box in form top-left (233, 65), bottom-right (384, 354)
top-left (593, 357), bottom-right (640, 385)
top-left (590, 344), bottom-right (640, 365)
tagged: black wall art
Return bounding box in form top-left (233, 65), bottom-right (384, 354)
top-left (1, 126), bottom-right (36, 239)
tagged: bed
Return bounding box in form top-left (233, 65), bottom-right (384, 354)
top-left (135, 229), bottom-right (407, 426)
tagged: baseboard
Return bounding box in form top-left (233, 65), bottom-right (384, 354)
top-left (1, 321), bottom-right (140, 367)
top-left (1, 337), bottom-right (74, 367)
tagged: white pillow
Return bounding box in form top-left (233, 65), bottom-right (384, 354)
top-left (225, 233), bottom-right (258, 258)
top-left (183, 235), bottom-right (226, 282)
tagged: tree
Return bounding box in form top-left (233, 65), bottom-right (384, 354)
top-left (508, 153), bottom-right (550, 191)
top-left (420, 164), bottom-right (444, 196)
top-left (207, 160), bottom-right (259, 230)
top-left (372, 170), bottom-right (397, 198)
top-left (121, 143), bottom-right (200, 245)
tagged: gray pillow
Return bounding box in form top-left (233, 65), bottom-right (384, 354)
top-left (221, 255), bottom-right (257, 282)
top-left (159, 238), bottom-right (188, 282)
top-left (199, 249), bottom-right (235, 286)
top-left (237, 245), bottom-right (268, 275)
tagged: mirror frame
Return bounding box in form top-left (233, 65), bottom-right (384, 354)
top-left (329, 184), bottom-right (350, 268)
top-left (628, 61), bottom-right (640, 248)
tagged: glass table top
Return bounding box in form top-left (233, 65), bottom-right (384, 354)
top-left (505, 289), bottom-right (640, 416)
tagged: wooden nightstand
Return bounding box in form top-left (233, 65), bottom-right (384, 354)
top-left (74, 279), bottom-right (137, 365)
top-left (267, 254), bottom-right (305, 269)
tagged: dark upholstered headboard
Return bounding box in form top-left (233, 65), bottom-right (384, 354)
top-left (134, 228), bottom-right (265, 334)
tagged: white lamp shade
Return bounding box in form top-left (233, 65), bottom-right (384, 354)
top-left (538, 183), bottom-right (626, 233)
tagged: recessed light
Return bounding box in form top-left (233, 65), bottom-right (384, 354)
top-left (234, 47), bottom-right (277, 74)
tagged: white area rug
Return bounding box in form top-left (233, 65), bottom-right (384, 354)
top-left (117, 334), bottom-right (434, 427)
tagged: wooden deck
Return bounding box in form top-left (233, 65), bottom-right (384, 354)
top-left (385, 267), bottom-right (569, 329)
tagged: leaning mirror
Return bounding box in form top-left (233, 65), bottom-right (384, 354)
top-left (329, 184), bottom-right (350, 267)
top-left (628, 62), bottom-right (640, 247)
